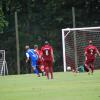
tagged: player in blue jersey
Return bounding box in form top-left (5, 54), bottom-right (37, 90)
top-left (25, 45), bottom-right (40, 77)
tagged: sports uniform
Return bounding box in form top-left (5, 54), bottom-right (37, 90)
top-left (25, 46), bottom-right (40, 77)
top-left (34, 48), bottom-right (45, 75)
top-left (41, 41), bottom-right (54, 79)
top-left (84, 40), bottom-right (100, 74)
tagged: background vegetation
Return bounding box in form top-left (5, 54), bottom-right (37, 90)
top-left (0, 0), bottom-right (100, 74)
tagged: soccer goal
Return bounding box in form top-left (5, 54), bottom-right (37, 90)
top-left (62, 26), bottom-right (100, 72)
top-left (0, 50), bottom-right (8, 75)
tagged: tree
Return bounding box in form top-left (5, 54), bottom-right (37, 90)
top-left (1, 0), bottom-right (100, 74)
top-left (0, 8), bottom-right (8, 33)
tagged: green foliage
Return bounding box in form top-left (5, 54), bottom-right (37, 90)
top-left (1, 0), bottom-right (100, 74)
top-left (0, 8), bottom-right (8, 33)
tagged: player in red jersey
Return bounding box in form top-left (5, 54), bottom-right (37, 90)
top-left (34, 45), bottom-right (45, 76)
top-left (84, 40), bottom-right (100, 74)
top-left (41, 41), bottom-right (54, 79)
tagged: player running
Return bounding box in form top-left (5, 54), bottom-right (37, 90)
top-left (84, 40), bottom-right (100, 74)
top-left (41, 41), bottom-right (54, 79)
top-left (34, 45), bottom-right (45, 76)
top-left (25, 45), bottom-right (40, 77)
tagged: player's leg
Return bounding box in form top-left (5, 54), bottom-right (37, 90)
top-left (84, 60), bottom-right (91, 74)
top-left (41, 60), bottom-right (46, 76)
top-left (44, 61), bottom-right (49, 79)
top-left (49, 61), bottom-right (53, 79)
top-left (40, 65), bottom-right (45, 76)
top-left (90, 60), bottom-right (95, 74)
top-left (31, 61), bottom-right (40, 77)
top-left (38, 59), bottom-right (45, 76)
top-left (90, 64), bottom-right (94, 74)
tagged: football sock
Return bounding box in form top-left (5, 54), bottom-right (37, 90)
top-left (34, 69), bottom-right (39, 75)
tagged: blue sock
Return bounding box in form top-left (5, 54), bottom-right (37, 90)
top-left (34, 69), bottom-right (39, 75)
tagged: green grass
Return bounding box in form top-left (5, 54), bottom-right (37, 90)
top-left (0, 70), bottom-right (100, 100)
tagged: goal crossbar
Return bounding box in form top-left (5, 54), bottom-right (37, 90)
top-left (62, 26), bottom-right (100, 31)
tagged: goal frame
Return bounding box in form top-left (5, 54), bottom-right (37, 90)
top-left (0, 50), bottom-right (8, 75)
top-left (62, 26), bottom-right (100, 72)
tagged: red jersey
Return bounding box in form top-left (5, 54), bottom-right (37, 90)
top-left (41, 44), bottom-right (53, 60)
top-left (34, 49), bottom-right (43, 59)
top-left (85, 45), bottom-right (98, 60)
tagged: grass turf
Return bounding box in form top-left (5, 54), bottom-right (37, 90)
top-left (0, 70), bottom-right (100, 100)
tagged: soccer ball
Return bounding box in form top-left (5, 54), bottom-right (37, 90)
top-left (67, 66), bottom-right (71, 71)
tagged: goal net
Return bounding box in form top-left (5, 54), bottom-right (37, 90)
top-left (62, 27), bottom-right (100, 72)
top-left (0, 50), bottom-right (8, 75)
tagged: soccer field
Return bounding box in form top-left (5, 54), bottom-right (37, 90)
top-left (0, 70), bottom-right (100, 100)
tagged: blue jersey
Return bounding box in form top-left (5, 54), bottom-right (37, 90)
top-left (26, 49), bottom-right (38, 61)
top-left (26, 49), bottom-right (38, 67)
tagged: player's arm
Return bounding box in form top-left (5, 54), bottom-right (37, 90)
top-left (51, 48), bottom-right (55, 62)
top-left (96, 48), bottom-right (100, 56)
top-left (39, 50), bottom-right (43, 59)
top-left (84, 48), bottom-right (87, 56)
top-left (84, 51), bottom-right (87, 56)
top-left (26, 53), bottom-right (30, 63)
top-left (84, 47), bottom-right (88, 60)
top-left (40, 47), bottom-right (43, 57)
top-left (84, 51), bottom-right (87, 60)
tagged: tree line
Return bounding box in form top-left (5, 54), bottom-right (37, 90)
top-left (0, 0), bottom-right (100, 74)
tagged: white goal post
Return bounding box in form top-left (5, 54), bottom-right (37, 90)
top-left (62, 26), bottom-right (100, 72)
top-left (0, 50), bottom-right (8, 75)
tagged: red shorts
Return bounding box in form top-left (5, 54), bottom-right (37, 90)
top-left (43, 59), bottom-right (53, 67)
top-left (85, 59), bottom-right (95, 65)
top-left (43, 59), bottom-right (53, 73)
top-left (84, 59), bottom-right (95, 72)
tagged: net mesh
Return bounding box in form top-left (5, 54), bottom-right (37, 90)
top-left (0, 50), bottom-right (5, 74)
top-left (0, 50), bottom-right (8, 75)
top-left (64, 30), bottom-right (100, 69)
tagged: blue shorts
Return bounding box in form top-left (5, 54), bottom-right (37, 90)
top-left (31, 55), bottom-right (38, 69)
top-left (31, 60), bottom-right (37, 69)
top-left (31, 54), bottom-right (38, 68)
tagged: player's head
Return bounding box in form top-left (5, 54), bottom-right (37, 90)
top-left (25, 45), bottom-right (29, 50)
top-left (45, 41), bottom-right (49, 45)
top-left (89, 40), bottom-right (93, 45)
top-left (34, 45), bottom-right (38, 49)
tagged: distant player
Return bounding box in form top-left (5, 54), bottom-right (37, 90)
top-left (41, 41), bottom-right (54, 79)
top-left (84, 40), bottom-right (100, 74)
top-left (34, 45), bottom-right (45, 76)
top-left (25, 45), bottom-right (40, 77)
